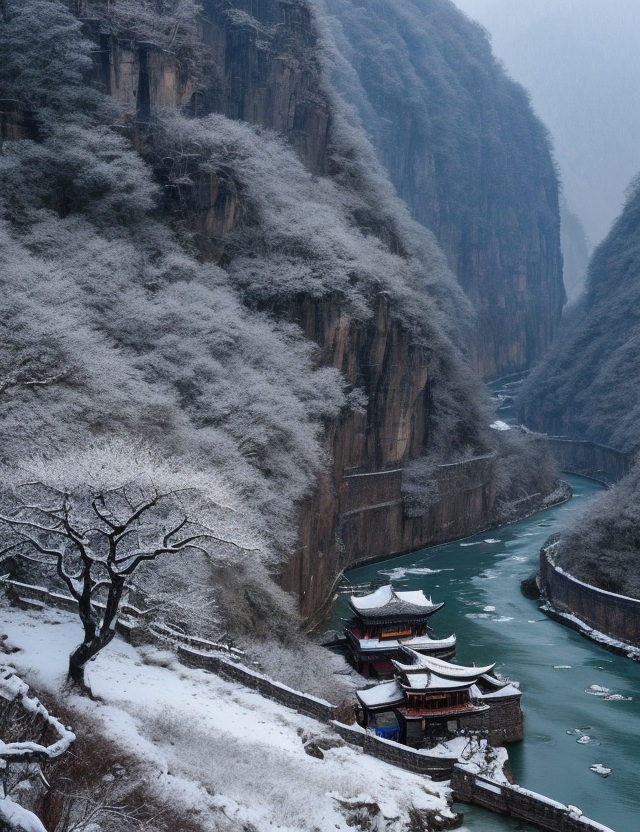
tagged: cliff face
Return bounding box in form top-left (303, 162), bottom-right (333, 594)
top-left (198, 0), bottom-right (330, 174)
top-left (319, 0), bottom-right (565, 379)
top-left (275, 294), bottom-right (499, 616)
top-left (85, 0), bottom-right (559, 617)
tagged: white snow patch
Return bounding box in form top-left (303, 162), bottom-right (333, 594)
top-left (379, 567), bottom-right (453, 580)
top-left (0, 796), bottom-right (47, 832)
top-left (0, 602), bottom-right (453, 831)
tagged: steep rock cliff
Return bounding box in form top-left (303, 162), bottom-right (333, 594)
top-left (80, 0), bottom-right (514, 614)
top-left (0, 0), bottom-right (566, 627)
top-left (519, 172), bottom-right (640, 606)
top-left (317, 0), bottom-right (565, 379)
top-left (73, 0), bottom-right (569, 616)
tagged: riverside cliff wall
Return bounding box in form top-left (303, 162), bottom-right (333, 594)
top-left (546, 438), bottom-right (631, 485)
top-left (82, 0), bottom-right (562, 619)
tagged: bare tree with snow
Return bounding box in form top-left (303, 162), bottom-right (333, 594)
top-left (0, 445), bottom-right (260, 690)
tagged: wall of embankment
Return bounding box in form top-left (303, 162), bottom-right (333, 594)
top-left (546, 438), bottom-right (631, 485)
top-left (451, 766), bottom-right (613, 832)
top-left (539, 543), bottom-right (640, 652)
top-left (539, 440), bottom-right (640, 654)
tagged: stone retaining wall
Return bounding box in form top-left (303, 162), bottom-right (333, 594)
top-left (328, 721), bottom-right (457, 779)
top-left (451, 766), bottom-right (612, 832)
top-left (547, 439), bottom-right (630, 485)
top-left (539, 544), bottom-right (640, 649)
top-left (458, 696), bottom-right (523, 745)
top-left (176, 645), bottom-right (336, 722)
top-left (341, 455), bottom-right (499, 570)
top-left (361, 733), bottom-right (456, 780)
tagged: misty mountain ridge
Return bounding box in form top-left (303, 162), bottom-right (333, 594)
top-left (453, 0), bottom-right (640, 253)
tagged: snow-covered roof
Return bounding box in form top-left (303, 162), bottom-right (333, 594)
top-left (476, 683), bottom-right (522, 700)
top-left (349, 585), bottom-right (443, 618)
top-left (355, 633), bottom-right (456, 652)
top-left (393, 649), bottom-right (495, 678)
top-left (400, 672), bottom-right (473, 692)
top-left (395, 590), bottom-right (435, 607)
top-left (356, 680), bottom-right (404, 708)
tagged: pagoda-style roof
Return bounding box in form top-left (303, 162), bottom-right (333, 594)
top-left (349, 585), bottom-right (444, 622)
top-left (399, 672), bottom-right (473, 692)
top-left (349, 631), bottom-right (456, 654)
top-left (357, 680), bottom-right (404, 709)
top-left (392, 649), bottom-right (495, 679)
top-left (472, 673), bottom-right (522, 700)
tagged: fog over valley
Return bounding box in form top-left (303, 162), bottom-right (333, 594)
top-left (453, 0), bottom-right (640, 251)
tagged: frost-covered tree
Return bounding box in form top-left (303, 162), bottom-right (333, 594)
top-left (0, 0), bottom-right (95, 118)
top-left (0, 445), bottom-right (262, 689)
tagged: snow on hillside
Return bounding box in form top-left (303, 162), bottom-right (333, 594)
top-left (0, 600), bottom-right (456, 831)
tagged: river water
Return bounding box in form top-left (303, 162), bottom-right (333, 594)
top-left (329, 474), bottom-right (639, 832)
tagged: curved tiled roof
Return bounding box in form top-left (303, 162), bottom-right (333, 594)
top-left (349, 585), bottom-right (443, 618)
top-left (392, 648), bottom-right (495, 678)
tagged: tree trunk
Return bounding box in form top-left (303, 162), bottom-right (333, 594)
top-left (67, 636), bottom-right (113, 692)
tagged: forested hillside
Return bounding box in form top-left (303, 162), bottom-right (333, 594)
top-left (315, 0), bottom-right (565, 378)
top-left (520, 172), bottom-right (640, 598)
top-left (0, 0), bottom-right (569, 646)
top-left (520, 174), bottom-right (640, 453)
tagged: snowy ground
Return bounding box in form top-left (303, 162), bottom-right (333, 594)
top-left (0, 600), bottom-right (458, 832)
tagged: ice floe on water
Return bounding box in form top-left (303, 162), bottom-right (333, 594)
top-left (484, 538), bottom-right (501, 544)
top-left (585, 685), bottom-right (610, 696)
top-left (589, 764), bottom-right (611, 777)
top-left (459, 541), bottom-right (480, 547)
top-left (479, 569), bottom-right (500, 579)
top-left (583, 685), bottom-right (632, 702)
top-left (379, 566), bottom-right (453, 580)
top-left (508, 555), bottom-right (528, 562)
top-left (483, 606), bottom-right (496, 612)
top-left (466, 612), bottom-right (513, 622)
top-left (577, 735), bottom-right (594, 744)
top-left (554, 665), bottom-right (572, 669)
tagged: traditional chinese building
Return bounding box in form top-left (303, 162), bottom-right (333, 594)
top-left (345, 585), bottom-right (455, 677)
top-left (356, 648), bottom-right (523, 747)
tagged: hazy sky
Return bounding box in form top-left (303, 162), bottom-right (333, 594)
top-left (452, 0), bottom-right (640, 249)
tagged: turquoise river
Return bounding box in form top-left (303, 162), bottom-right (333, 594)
top-left (329, 475), bottom-right (638, 832)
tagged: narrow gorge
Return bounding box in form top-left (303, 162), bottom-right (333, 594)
top-left (44, 0), bottom-right (569, 618)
